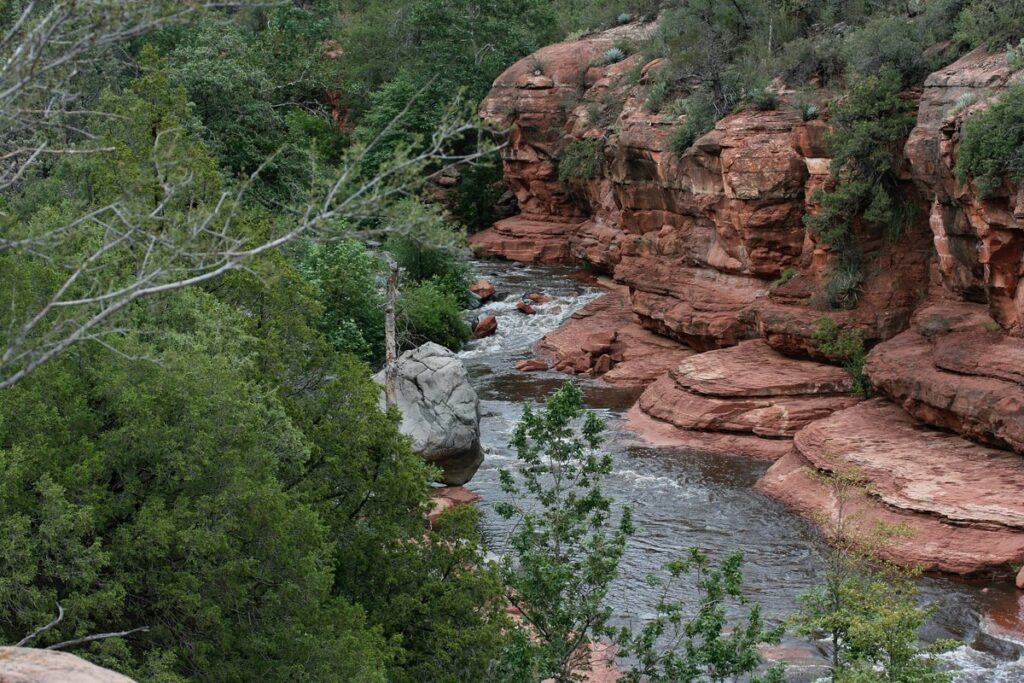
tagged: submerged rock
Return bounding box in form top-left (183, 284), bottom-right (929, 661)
top-left (469, 279), bottom-right (496, 302)
top-left (375, 343), bottom-right (482, 485)
top-left (472, 315), bottom-right (498, 338)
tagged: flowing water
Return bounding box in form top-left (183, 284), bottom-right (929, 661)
top-left (459, 261), bottom-right (1024, 681)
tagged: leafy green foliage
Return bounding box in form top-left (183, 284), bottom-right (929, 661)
top-left (494, 382), bottom-right (633, 682)
top-left (792, 469), bottom-right (955, 682)
top-left (398, 279), bottom-right (472, 351)
top-left (558, 138), bottom-right (604, 183)
top-left (297, 240), bottom-right (387, 363)
top-left (955, 85), bottom-right (1024, 197)
top-left (813, 317), bottom-right (872, 397)
top-left (955, 0), bottom-right (1024, 49)
top-left (448, 152), bottom-right (508, 233)
top-left (618, 549), bottom-right (785, 683)
top-left (670, 93), bottom-right (718, 154)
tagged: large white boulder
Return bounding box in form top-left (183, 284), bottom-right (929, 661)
top-left (0, 647), bottom-right (135, 682)
top-left (374, 342), bottom-right (482, 485)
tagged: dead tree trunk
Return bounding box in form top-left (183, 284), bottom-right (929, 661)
top-left (384, 255), bottom-right (399, 410)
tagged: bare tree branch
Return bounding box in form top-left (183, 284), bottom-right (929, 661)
top-left (0, 1), bottom-right (497, 389)
top-left (15, 603), bottom-right (64, 647)
top-left (46, 626), bottom-right (150, 651)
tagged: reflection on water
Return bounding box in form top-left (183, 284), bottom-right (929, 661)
top-left (460, 261), bottom-right (1024, 680)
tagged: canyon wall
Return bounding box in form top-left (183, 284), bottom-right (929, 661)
top-left (473, 25), bottom-right (1024, 577)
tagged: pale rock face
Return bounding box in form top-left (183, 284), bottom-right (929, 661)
top-left (0, 648), bottom-right (135, 683)
top-left (374, 343), bottom-right (482, 485)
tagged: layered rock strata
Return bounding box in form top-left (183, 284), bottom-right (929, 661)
top-left (476, 26), bottom-right (1024, 577)
top-left (866, 301), bottom-right (1024, 454)
top-left (758, 400), bottom-right (1024, 575)
top-left (904, 50), bottom-right (1024, 329)
top-left (628, 340), bottom-right (859, 459)
top-left (536, 282), bottom-right (693, 386)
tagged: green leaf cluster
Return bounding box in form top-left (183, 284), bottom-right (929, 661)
top-left (954, 85), bottom-right (1024, 198)
top-left (558, 138), bottom-right (604, 183)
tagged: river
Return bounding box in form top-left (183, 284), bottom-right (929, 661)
top-left (459, 261), bottom-right (1024, 681)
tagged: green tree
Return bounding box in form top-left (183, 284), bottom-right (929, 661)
top-left (495, 382), bottom-right (782, 682)
top-left (792, 468), bottom-right (956, 683)
top-left (618, 549), bottom-right (785, 683)
top-left (494, 381), bottom-right (634, 682)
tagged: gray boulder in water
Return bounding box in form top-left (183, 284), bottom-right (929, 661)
top-left (374, 342), bottom-right (483, 485)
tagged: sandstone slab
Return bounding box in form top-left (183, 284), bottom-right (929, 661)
top-left (632, 340), bottom-right (859, 454)
top-left (866, 306), bottom-right (1024, 454)
top-left (757, 449), bottom-right (1024, 576)
top-left (794, 399), bottom-right (1024, 529)
top-left (538, 283), bottom-right (693, 386)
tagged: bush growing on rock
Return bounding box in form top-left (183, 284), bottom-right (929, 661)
top-left (954, 85), bottom-right (1024, 197)
top-left (792, 468), bottom-right (957, 682)
top-left (813, 318), bottom-right (871, 397)
top-left (804, 67), bottom-right (915, 309)
top-left (670, 92), bottom-right (718, 154)
top-left (558, 138), bottom-right (604, 183)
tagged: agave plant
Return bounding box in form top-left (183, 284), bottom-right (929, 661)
top-left (603, 47), bottom-right (626, 65)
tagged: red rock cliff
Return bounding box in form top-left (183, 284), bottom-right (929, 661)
top-left (474, 25), bottom-right (1024, 577)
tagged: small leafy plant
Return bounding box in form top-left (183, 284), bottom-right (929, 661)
top-left (813, 317), bottom-right (871, 397)
top-left (558, 138), bottom-right (603, 183)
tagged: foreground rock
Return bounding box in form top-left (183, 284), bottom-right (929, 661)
top-left (537, 283), bottom-right (693, 386)
top-left (630, 340), bottom-right (859, 459)
top-left (866, 301), bottom-right (1024, 454)
top-left (0, 648), bottom-right (135, 683)
top-left (757, 400), bottom-right (1024, 575)
top-left (375, 343), bottom-right (482, 485)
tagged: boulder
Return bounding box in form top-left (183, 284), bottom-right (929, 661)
top-left (1017, 567), bottom-right (1024, 591)
top-left (516, 301), bottom-right (536, 315)
top-left (527, 292), bottom-right (551, 304)
top-left (375, 343), bottom-right (483, 485)
top-left (515, 358), bottom-right (549, 372)
top-left (473, 315), bottom-right (498, 338)
top-left (469, 279), bottom-right (496, 302)
top-left (0, 648), bottom-right (135, 683)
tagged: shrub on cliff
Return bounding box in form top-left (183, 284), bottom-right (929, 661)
top-left (670, 92), bottom-right (718, 154)
top-left (812, 318), bottom-right (872, 397)
top-left (558, 138), bottom-right (604, 183)
top-left (804, 67), bottom-right (915, 309)
top-left (954, 85), bottom-right (1024, 197)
